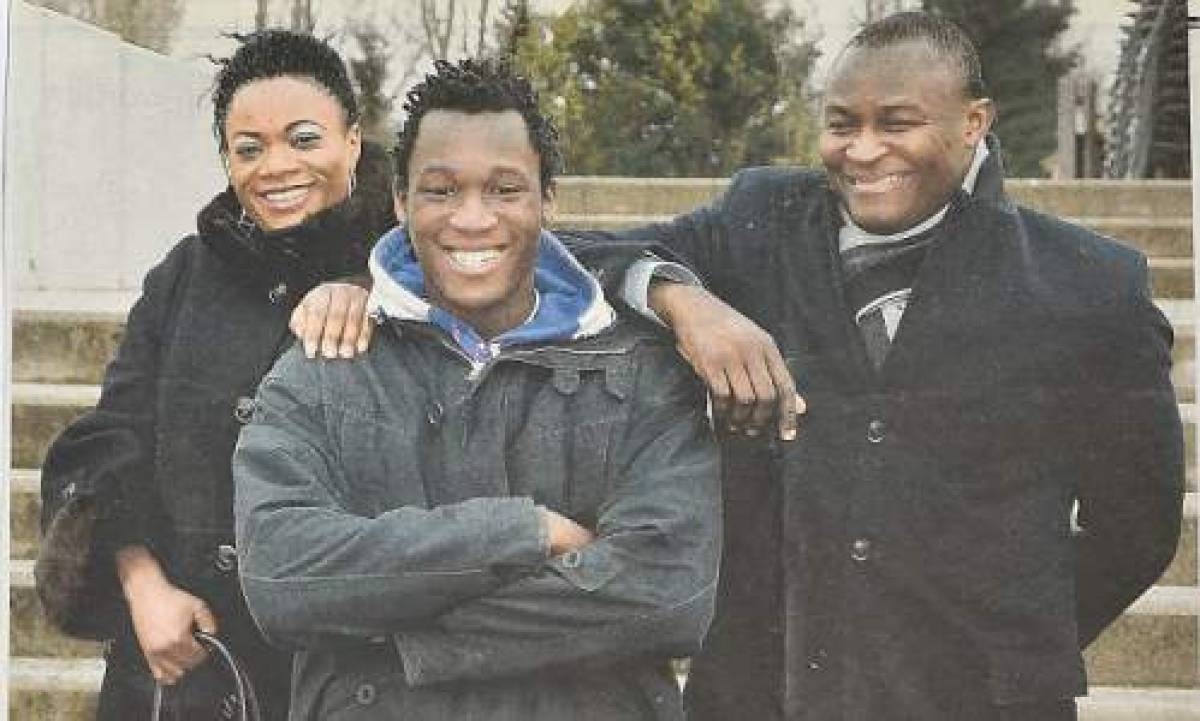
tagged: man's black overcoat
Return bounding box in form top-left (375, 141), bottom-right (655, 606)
top-left (627, 152), bottom-right (1184, 720)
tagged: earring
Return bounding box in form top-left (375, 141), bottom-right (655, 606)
top-left (348, 170), bottom-right (357, 196)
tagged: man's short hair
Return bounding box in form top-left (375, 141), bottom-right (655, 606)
top-left (393, 57), bottom-right (561, 198)
top-left (845, 11), bottom-right (988, 99)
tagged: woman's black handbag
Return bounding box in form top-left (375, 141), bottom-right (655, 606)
top-left (34, 494), bottom-right (114, 639)
top-left (150, 632), bottom-right (262, 721)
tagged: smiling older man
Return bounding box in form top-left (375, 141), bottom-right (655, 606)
top-left (586, 11), bottom-right (1184, 721)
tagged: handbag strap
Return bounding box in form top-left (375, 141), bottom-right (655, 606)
top-left (150, 631), bottom-right (262, 721)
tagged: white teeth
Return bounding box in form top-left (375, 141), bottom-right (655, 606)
top-left (851, 174), bottom-right (904, 193)
top-left (263, 187), bottom-right (308, 205)
top-left (448, 249), bottom-right (502, 268)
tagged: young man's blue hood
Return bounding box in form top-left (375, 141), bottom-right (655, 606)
top-left (367, 226), bottom-right (616, 362)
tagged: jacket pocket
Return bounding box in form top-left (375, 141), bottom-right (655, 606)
top-left (548, 542), bottom-right (619, 592)
top-left (319, 640), bottom-right (434, 721)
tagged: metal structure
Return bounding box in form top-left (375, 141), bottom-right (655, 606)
top-left (1105, 0), bottom-right (1190, 178)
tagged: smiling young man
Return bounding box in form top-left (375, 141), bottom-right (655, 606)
top-left (231, 58), bottom-right (720, 720)
top-left (578, 11), bottom-right (1184, 721)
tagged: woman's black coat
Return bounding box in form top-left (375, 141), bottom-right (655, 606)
top-left (612, 150), bottom-right (1183, 720)
top-left (37, 143), bottom-right (396, 720)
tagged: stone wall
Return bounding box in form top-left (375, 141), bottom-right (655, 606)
top-left (6, 1), bottom-right (225, 294)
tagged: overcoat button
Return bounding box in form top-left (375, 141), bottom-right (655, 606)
top-left (850, 538), bottom-right (871, 562)
top-left (268, 282), bottom-right (288, 304)
top-left (234, 396), bottom-right (256, 424)
top-left (214, 544), bottom-right (238, 573)
top-left (562, 550), bottom-right (583, 569)
top-left (355, 683), bottom-right (377, 705)
top-left (866, 419), bottom-right (886, 443)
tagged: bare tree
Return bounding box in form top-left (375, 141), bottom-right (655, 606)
top-left (496, 0), bottom-right (531, 59)
top-left (347, 20), bottom-right (398, 142)
top-left (861, 0), bottom-right (913, 23)
top-left (476, 0), bottom-right (490, 57)
top-left (420, 0), bottom-right (458, 61)
top-left (255, 0), bottom-right (270, 31)
top-left (411, 0), bottom-right (498, 61)
top-left (290, 0), bottom-right (316, 33)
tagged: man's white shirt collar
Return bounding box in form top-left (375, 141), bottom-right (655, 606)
top-left (840, 142), bottom-right (990, 252)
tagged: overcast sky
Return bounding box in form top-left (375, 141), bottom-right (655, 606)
top-left (174, 0), bottom-right (1131, 93)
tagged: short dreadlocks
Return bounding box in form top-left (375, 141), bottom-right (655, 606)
top-left (393, 58), bottom-right (561, 199)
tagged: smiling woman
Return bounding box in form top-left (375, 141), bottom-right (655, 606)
top-left (224, 75), bottom-right (360, 231)
top-left (34, 29), bottom-right (395, 721)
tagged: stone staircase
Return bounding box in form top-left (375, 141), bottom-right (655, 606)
top-left (9, 178), bottom-right (1198, 719)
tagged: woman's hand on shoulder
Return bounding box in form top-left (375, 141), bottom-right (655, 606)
top-left (292, 275), bottom-right (374, 359)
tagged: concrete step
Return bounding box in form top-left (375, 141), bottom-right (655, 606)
top-left (1150, 257), bottom-right (1195, 299)
top-left (22, 470), bottom-right (1176, 585)
top-left (1181, 405), bottom-right (1198, 491)
top-left (549, 214), bottom-right (1193, 260)
top-left (11, 469), bottom-right (41, 560)
top-left (9, 657), bottom-right (103, 721)
top-left (1084, 591), bottom-right (1198, 688)
top-left (1005, 181), bottom-right (1193, 220)
top-left (11, 386), bottom-right (1199, 481)
top-left (1161, 496), bottom-right (1196, 586)
top-left (10, 559), bottom-right (1198, 686)
top-left (11, 298), bottom-right (1195, 387)
top-left (551, 177), bottom-right (1193, 220)
top-left (549, 214), bottom-right (1193, 298)
top-left (10, 560), bottom-right (106, 659)
top-left (1082, 218), bottom-right (1193, 258)
top-left (30, 469), bottom-right (1194, 588)
top-left (7, 664), bottom-right (1197, 721)
top-left (11, 379), bottom-right (1199, 475)
top-left (13, 309), bottom-right (125, 384)
top-left (11, 383), bottom-right (101, 469)
top-left (1078, 688), bottom-right (1200, 721)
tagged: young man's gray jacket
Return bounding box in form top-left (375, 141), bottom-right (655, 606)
top-left (231, 260), bottom-right (721, 719)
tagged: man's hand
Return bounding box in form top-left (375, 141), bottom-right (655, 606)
top-left (650, 280), bottom-right (805, 441)
top-left (291, 278), bottom-right (374, 359)
top-left (539, 507), bottom-right (596, 556)
top-left (116, 546), bottom-right (217, 685)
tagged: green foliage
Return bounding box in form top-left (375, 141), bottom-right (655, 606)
top-left (922, 0), bottom-right (1076, 177)
top-left (506, 0), bottom-right (818, 177)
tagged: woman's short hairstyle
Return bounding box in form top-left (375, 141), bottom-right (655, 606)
top-left (211, 29), bottom-right (359, 150)
top-left (393, 57), bottom-right (561, 199)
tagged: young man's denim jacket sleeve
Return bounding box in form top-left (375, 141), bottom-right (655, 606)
top-left (232, 339), bottom-right (721, 684)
